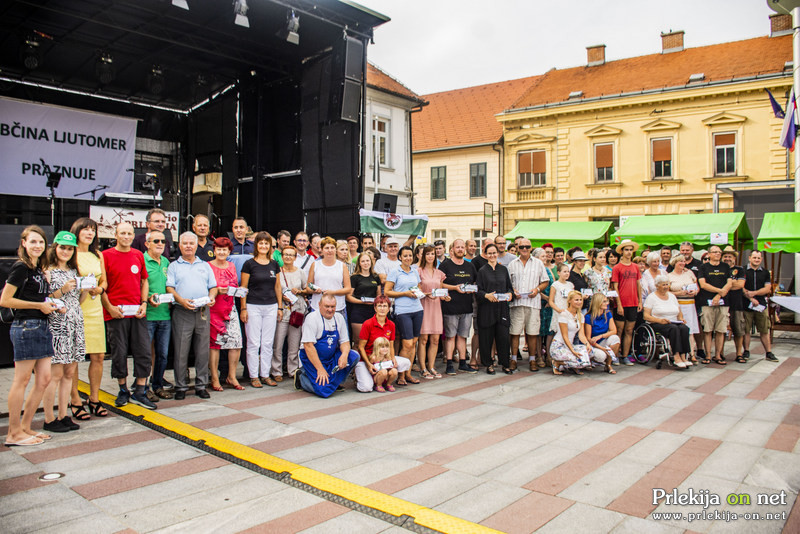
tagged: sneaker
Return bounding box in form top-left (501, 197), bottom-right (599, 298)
top-left (458, 361), bottom-right (478, 374)
top-left (623, 357), bottom-right (635, 366)
top-left (445, 361), bottom-right (456, 375)
top-left (294, 369), bottom-right (303, 390)
top-left (115, 388), bottom-right (130, 407)
top-left (59, 416), bottom-right (80, 431)
top-left (742, 350), bottom-right (750, 361)
top-left (766, 352), bottom-right (779, 362)
top-left (130, 389), bottom-right (157, 410)
top-left (161, 380), bottom-right (174, 390)
top-left (43, 418), bottom-right (69, 433)
top-left (145, 389), bottom-right (160, 403)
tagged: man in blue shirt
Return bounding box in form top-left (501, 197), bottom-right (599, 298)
top-left (167, 232), bottom-right (218, 399)
top-left (231, 217), bottom-right (254, 255)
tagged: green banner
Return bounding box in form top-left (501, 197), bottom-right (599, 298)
top-left (359, 209), bottom-right (428, 236)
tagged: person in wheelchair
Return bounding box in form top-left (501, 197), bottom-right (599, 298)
top-left (584, 293), bottom-right (619, 373)
top-left (642, 275), bottom-right (692, 369)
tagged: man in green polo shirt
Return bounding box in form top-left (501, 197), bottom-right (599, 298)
top-left (144, 230), bottom-right (173, 400)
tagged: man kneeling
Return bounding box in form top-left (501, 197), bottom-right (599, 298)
top-left (295, 293), bottom-right (359, 397)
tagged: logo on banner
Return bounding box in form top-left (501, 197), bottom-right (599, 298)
top-left (384, 212), bottom-right (402, 230)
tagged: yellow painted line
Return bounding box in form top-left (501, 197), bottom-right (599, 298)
top-left (77, 381), bottom-right (503, 534)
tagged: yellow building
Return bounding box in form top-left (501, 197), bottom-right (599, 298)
top-left (412, 76), bottom-right (540, 247)
top-left (497, 20), bottom-right (793, 233)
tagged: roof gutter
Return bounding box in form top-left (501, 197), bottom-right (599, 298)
top-left (413, 141), bottom-right (498, 154)
top-left (499, 71), bottom-right (792, 117)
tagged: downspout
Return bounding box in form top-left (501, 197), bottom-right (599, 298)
top-left (492, 142), bottom-right (503, 235)
top-left (409, 103), bottom-right (426, 215)
top-left (554, 116), bottom-right (559, 221)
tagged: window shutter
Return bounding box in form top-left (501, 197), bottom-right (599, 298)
top-left (714, 133), bottom-right (735, 146)
top-left (652, 139), bottom-right (671, 162)
top-left (595, 144), bottom-right (613, 168)
top-left (532, 151), bottom-right (546, 173)
top-left (518, 152), bottom-right (533, 174)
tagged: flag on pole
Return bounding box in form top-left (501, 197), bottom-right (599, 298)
top-left (359, 209), bottom-right (428, 236)
top-left (780, 88), bottom-right (797, 151)
top-left (766, 88), bottom-right (785, 119)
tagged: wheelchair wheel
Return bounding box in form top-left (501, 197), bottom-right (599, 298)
top-left (632, 323), bottom-right (656, 364)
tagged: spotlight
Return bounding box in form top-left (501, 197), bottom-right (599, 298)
top-left (172, 0), bottom-right (189, 9)
top-left (20, 37), bottom-right (42, 70)
top-left (277, 10), bottom-right (300, 45)
top-left (233, 0), bottom-right (249, 28)
top-left (147, 65), bottom-right (164, 95)
top-left (95, 52), bottom-right (115, 85)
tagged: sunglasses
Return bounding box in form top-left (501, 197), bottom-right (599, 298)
top-left (518, 245), bottom-right (531, 250)
top-left (150, 239), bottom-right (166, 244)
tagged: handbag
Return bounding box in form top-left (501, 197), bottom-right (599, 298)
top-left (0, 283), bottom-right (18, 324)
top-left (281, 268), bottom-right (305, 328)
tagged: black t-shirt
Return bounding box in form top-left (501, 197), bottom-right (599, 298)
top-left (568, 270), bottom-right (590, 310)
top-left (697, 261), bottom-right (731, 305)
top-left (196, 240), bottom-right (215, 262)
top-left (471, 255), bottom-right (488, 273)
top-left (350, 273), bottom-right (381, 300)
top-left (744, 266), bottom-right (770, 306)
top-left (5, 261), bottom-right (49, 320)
top-left (438, 258), bottom-right (477, 315)
top-left (242, 259), bottom-right (279, 305)
top-left (727, 265), bottom-right (745, 311)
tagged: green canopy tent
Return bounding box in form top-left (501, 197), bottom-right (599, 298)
top-left (504, 221), bottom-right (612, 250)
top-left (610, 213), bottom-right (754, 249)
top-left (758, 212), bottom-right (800, 253)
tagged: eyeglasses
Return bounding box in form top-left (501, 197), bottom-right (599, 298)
top-left (150, 239), bottom-right (166, 244)
top-left (518, 245), bottom-right (531, 250)
top-left (295, 239), bottom-right (308, 243)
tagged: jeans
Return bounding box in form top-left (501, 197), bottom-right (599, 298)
top-left (147, 319), bottom-right (171, 390)
top-left (245, 303), bottom-right (278, 378)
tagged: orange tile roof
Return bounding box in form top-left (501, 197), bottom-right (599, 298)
top-left (412, 75), bottom-right (543, 152)
top-left (367, 62), bottom-right (424, 103)
top-left (509, 35), bottom-right (791, 111)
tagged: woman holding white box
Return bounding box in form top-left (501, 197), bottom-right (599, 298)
top-left (209, 237), bottom-right (244, 391)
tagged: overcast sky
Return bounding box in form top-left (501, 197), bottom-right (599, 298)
top-left (357, 0), bottom-right (780, 96)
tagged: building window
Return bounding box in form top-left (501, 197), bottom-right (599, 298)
top-left (472, 229), bottom-right (489, 251)
top-left (371, 117), bottom-right (389, 167)
top-left (594, 143), bottom-right (613, 182)
top-left (518, 150), bottom-right (546, 187)
top-left (713, 132), bottom-right (736, 176)
top-left (433, 229), bottom-right (446, 242)
top-left (470, 162), bottom-right (487, 198)
top-left (651, 138), bottom-right (672, 179)
top-left (431, 166), bottom-right (446, 199)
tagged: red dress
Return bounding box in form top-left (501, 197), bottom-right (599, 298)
top-left (209, 262), bottom-right (238, 349)
top-left (419, 267), bottom-right (445, 335)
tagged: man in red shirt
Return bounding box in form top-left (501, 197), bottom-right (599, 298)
top-left (102, 222), bottom-right (157, 410)
top-left (611, 239), bottom-right (642, 365)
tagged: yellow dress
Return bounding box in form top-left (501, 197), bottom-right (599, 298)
top-left (78, 251), bottom-right (106, 354)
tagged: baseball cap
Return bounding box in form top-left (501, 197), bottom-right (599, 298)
top-left (53, 231), bottom-right (77, 247)
top-left (385, 237), bottom-right (401, 246)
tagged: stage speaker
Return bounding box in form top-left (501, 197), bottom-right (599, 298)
top-left (372, 193), bottom-right (397, 213)
top-left (331, 37), bottom-right (364, 83)
top-left (330, 79), bottom-right (361, 123)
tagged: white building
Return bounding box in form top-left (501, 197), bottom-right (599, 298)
top-left (365, 63), bottom-right (427, 215)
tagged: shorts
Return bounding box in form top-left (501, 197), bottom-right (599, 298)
top-left (701, 306), bottom-right (729, 334)
top-left (510, 306), bottom-right (541, 336)
top-left (395, 310), bottom-right (423, 340)
top-left (743, 308), bottom-right (770, 335)
top-left (729, 310), bottom-right (745, 337)
top-left (614, 306), bottom-right (638, 323)
top-left (443, 313), bottom-right (472, 338)
top-left (10, 318), bottom-right (54, 361)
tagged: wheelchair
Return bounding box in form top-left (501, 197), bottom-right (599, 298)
top-left (631, 322), bottom-right (673, 368)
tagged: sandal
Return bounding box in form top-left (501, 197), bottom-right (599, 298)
top-left (375, 385), bottom-right (386, 392)
top-left (87, 400), bottom-right (108, 417)
top-left (432, 371), bottom-right (442, 379)
top-left (407, 377), bottom-right (420, 384)
top-left (420, 370), bottom-right (434, 380)
top-left (386, 384), bottom-right (395, 392)
top-left (486, 366), bottom-right (496, 375)
top-left (700, 358), bottom-right (712, 365)
top-left (735, 355), bottom-right (747, 363)
top-left (225, 378), bottom-right (245, 390)
top-left (712, 357), bottom-right (727, 366)
top-left (396, 379), bottom-right (408, 386)
top-left (210, 383), bottom-right (224, 392)
top-left (70, 402), bottom-right (91, 421)
top-left (251, 378), bottom-right (263, 388)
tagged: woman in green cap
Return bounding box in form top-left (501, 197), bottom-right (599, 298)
top-left (42, 231), bottom-right (88, 433)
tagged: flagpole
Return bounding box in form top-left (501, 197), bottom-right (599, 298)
top-left (794, 7), bottom-right (800, 320)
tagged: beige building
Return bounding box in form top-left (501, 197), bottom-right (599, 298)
top-left (412, 76), bottom-right (540, 247)
top-left (497, 20), bottom-right (793, 233)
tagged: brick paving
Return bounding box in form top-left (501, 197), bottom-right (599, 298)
top-left (1, 333), bottom-right (798, 533)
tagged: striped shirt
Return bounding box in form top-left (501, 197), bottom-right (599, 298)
top-left (507, 256), bottom-right (550, 309)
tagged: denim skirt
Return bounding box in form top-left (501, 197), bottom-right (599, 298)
top-left (10, 318), bottom-right (54, 361)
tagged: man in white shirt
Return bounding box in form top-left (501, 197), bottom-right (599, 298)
top-left (659, 247), bottom-right (672, 272)
top-left (507, 239), bottom-right (550, 371)
top-left (374, 237), bottom-right (402, 284)
top-left (294, 231), bottom-right (314, 275)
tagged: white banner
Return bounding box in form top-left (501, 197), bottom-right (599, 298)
top-left (0, 98), bottom-right (137, 199)
top-left (89, 206), bottom-right (179, 240)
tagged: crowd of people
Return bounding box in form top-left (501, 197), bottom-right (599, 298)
top-left (0, 208), bottom-right (778, 447)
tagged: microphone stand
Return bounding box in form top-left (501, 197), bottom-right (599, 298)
top-left (75, 185), bottom-right (109, 202)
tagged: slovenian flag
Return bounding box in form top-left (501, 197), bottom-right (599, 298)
top-left (780, 88), bottom-right (797, 151)
top-left (359, 209), bottom-right (428, 236)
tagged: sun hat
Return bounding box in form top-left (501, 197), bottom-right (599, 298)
top-left (615, 239), bottom-right (639, 254)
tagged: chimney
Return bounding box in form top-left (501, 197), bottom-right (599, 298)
top-left (661, 30), bottom-right (684, 53)
top-left (770, 13), bottom-right (791, 37)
top-left (586, 44), bottom-right (606, 66)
